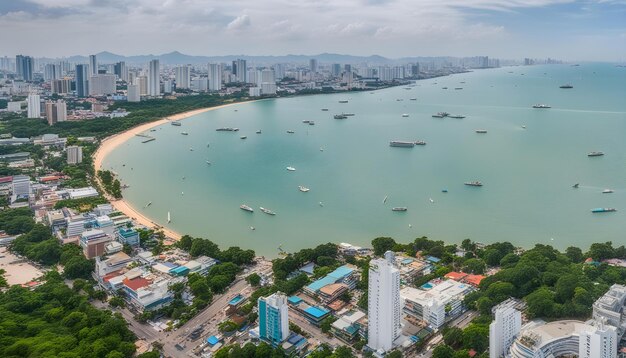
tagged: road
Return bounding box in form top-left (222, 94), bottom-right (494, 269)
top-left (417, 310), bottom-right (479, 358)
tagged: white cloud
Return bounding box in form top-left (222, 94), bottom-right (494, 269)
top-left (226, 14), bottom-right (251, 31)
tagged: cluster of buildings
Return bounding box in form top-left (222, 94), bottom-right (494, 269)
top-left (489, 284), bottom-right (626, 358)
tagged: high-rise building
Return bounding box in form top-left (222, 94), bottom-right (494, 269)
top-left (163, 80), bottom-right (172, 94)
top-left (113, 61), bottom-right (128, 82)
top-left (411, 63), bottom-right (420, 77)
top-left (274, 64), bottom-right (286, 81)
top-left (332, 63), bottom-right (342, 77)
top-left (368, 251), bottom-right (401, 354)
top-left (27, 93), bottom-right (41, 118)
top-left (44, 63), bottom-right (61, 81)
top-left (136, 76), bottom-right (148, 95)
top-left (127, 84), bottom-right (140, 102)
top-left (89, 74), bottom-right (116, 96)
top-left (258, 292), bottom-right (289, 346)
top-left (75, 64), bottom-right (89, 97)
top-left (579, 322), bottom-right (617, 358)
top-left (11, 175), bottom-right (31, 200)
top-left (16, 55), bottom-right (34, 81)
top-left (66, 146), bottom-right (83, 164)
top-left (147, 60), bottom-right (160, 96)
top-left (260, 69), bottom-right (276, 95)
top-left (233, 59), bottom-right (247, 83)
top-left (175, 66), bottom-right (190, 89)
top-left (208, 63), bottom-right (222, 91)
top-left (309, 59), bottom-right (318, 73)
top-left (51, 79), bottom-right (71, 94)
top-left (45, 100), bottom-right (67, 125)
top-left (489, 300), bottom-right (522, 358)
top-left (89, 54), bottom-right (98, 76)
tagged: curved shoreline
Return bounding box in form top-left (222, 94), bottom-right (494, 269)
top-left (92, 102), bottom-right (249, 240)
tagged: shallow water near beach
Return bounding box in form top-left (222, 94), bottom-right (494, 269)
top-left (103, 64), bottom-right (626, 257)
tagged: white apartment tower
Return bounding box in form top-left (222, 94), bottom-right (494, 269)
top-left (208, 63), bottom-right (222, 91)
top-left (368, 251), bottom-right (401, 354)
top-left (27, 93), bottom-right (41, 118)
top-left (489, 300), bottom-right (522, 358)
top-left (175, 65), bottom-right (190, 89)
top-left (67, 146), bottom-right (83, 164)
top-left (127, 84), bottom-right (140, 102)
top-left (148, 60), bottom-right (160, 96)
top-left (579, 321), bottom-right (617, 358)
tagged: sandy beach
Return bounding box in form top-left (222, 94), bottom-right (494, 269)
top-left (0, 247), bottom-right (44, 285)
top-left (92, 102), bottom-right (247, 241)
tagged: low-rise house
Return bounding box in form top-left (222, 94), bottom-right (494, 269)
top-left (331, 309), bottom-right (368, 343)
top-left (116, 227), bottom-right (140, 246)
top-left (303, 264), bottom-right (358, 298)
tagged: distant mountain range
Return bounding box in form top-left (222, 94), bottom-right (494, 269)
top-left (53, 51), bottom-right (469, 65)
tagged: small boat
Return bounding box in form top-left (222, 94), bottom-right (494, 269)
top-left (392, 207), bottom-right (407, 212)
top-left (287, 130), bottom-right (295, 134)
top-left (532, 104), bottom-right (551, 109)
top-left (145, 201), bottom-right (152, 208)
top-left (181, 132), bottom-right (189, 135)
top-left (334, 114), bottom-right (347, 119)
top-left (338, 100), bottom-right (348, 103)
top-left (454, 87), bottom-right (463, 90)
top-left (319, 202), bottom-right (324, 207)
top-left (442, 87), bottom-right (448, 89)
top-left (343, 113), bottom-right (355, 116)
top-left (216, 127), bottom-right (239, 132)
top-left (410, 98), bottom-right (417, 101)
top-left (167, 211), bottom-right (171, 223)
top-left (396, 99), bottom-right (403, 101)
top-left (240, 204), bottom-right (254, 213)
top-left (286, 166), bottom-right (296, 171)
top-left (189, 148), bottom-right (193, 151)
top-left (182, 176), bottom-right (186, 180)
top-left (260, 207), bottom-right (276, 215)
top-left (448, 115), bottom-right (465, 119)
top-left (383, 195), bottom-right (388, 204)
top-left (441, 189), bottom-right (448, 193)
top-left (591, 208), bottom-right (616, 213)
top-left (414, 140), bottom-right (427, 146)
top-left (308, 121), bottom-right (315, 126)
top-left (298, 186), bottom-right (310, 192)
top-left (559, 84), bottom-right (573, 89)
top-left (429, 198), bottom-right (434, 203)
top-left (250, 226), bottom-right (255, 230)
top-left (402, 114), bottom-right (409, 117)
top-left (240, 136), bottom-right (247, 139)
top-left (207, 143), bottom-right (210, 147)
top-left (432, 112), bottom-right (449, 118)
top-left (302, 120), bottom-right (310, 124)
top-left (321, 108), bottom-right (329, 111)
top-left (390, 141), bottom-right (415, 148)
top-left (320, 147), bottom-right (324, 152)
top-left (181, 192), bottom-right (184, 195)
top-left (475, 129), bottom-right (488, 133)
top-left (171, 122), bottom-right (182, 126)
top-left (602, 189), bottom-right (614, 194)
top-left (206, 161), bottom-right (211, 165)
top-left (522, 125), bottom-right (527, 129)
top-left (256, 130), bottom-right (262, 134)
top-left (588, 151), bottom-right (604, 157)
top-left (572, 183), bottom-right (579, 188)
top-left (464, 181), bottom-right (483, 187)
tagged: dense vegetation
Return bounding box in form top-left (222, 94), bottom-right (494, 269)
top-left (54, 196), bottom-right (109, 212)
top-left (0, 272), bottom-right (136, 358)
top-left (271, 242), bottom-right (340, 280)
top-left (0, 94), bottom-right (246, 139)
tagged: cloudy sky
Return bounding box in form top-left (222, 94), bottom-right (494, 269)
top-left (1, 0), bottom-right (625, 60)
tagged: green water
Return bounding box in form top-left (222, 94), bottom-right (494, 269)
top-left (104, 64), bottom-right (626, 256)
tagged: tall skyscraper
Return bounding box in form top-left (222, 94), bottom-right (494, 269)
top-left (274, 64), bottom-right (286, 81)
top-left (88, 74), bottom-right (116, 96)
top-left (332, 63), bottom-right (342, 77)
top-left (89, 54), bottom-right (98, 76)
top-left (368, 251), bottom-right (401, 354)
top-left (75, 64), bottom-right (89, 97)
top-left (113, 61), bottom-right (128, 82)
top-left (44, 63), bottom-right (61, 81)
top-left (233, 59), bottom-right (247, 83)
top-left (66, 146), bottom-right (83, 164)
top-left (309, 58), bottom-right (318, 73)
top-left (127, 84), bottom-right (140, 102)
top-left (208, 63), bottom-right (222, 91)
top-left (258, 292), bottom-right (289, 346)
top-left (16, 55), bottom-right (34, 81)
top-left (489, 300), bottom-right (522, 358)
top-left (260, 69), bottom-right (276, 95)
top-left (148, 59), bottom-right (160, 96)
top-left (27, 93), bottom-right (41, 118)
top-left (136, 76), bottom-right (148, 95)
top-left (175, 65), bottom-right (191, 89)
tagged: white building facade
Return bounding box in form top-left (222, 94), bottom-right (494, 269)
top-left (368, 251), bottom-right (401, 354)
top-left (489, 300), bottom-right (522, 358)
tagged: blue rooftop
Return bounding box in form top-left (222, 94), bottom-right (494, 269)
top-left (426, 256), bottom-right (441, 263)
top-left (401, 258), bottom-right (414, 265)
top-left (170, 266), bottom-right (189, 275)
top-left (304, 306), bottom-right (330, 319)
top-left (305, 265), bottom-right (354, 293)
top-left (288, 296), bottom-right (303, 304)
top-left (207, 336), bottom-right (219, 345)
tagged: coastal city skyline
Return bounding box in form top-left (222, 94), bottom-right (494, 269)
top-left (2, 1), bottom-right (626, 61)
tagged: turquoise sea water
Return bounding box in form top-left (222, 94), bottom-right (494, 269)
top-left (103, 64), bottom-right (626, 257)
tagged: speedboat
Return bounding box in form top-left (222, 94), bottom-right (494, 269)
top-left (256, 130), bottom-right (262, 134)
top-left (298, 186), bottom-right (310, 192)
top-left (181, 132), bottom-right (189, 135)
top-left (240, 204), bottom-right (254, 213)
top-left (464, 181), bottom-right (483, 187)
top-left (588, 151), bottom-right (604, 157)
top-left (591, 208), bottom-right (616, 213)
top-left (392, 207), bottom-right (407, 212)
top-left (259, 207), bottom-right (276, 215)
top-left (602, 189), bottom-right (614, 194)
top-left (240, 136), bottom-right (247, 139)
top-left (286, 166), bottom-right (296, 171)
top-left (532, 104), bottom-right (551, 109)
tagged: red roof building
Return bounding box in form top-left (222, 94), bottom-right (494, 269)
top-left (464, 274), bottom-right (486, 287)
top-left (444, 271), bottom-right (468, 281)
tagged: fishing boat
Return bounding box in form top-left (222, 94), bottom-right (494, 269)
top-left (319, 202), bottom-right (324, 207)
top-left (410, 98), bottom-right (417, 101)
top-left (454, 87), bottom-right (463, 90)
top-left (286, 166), bottom-right (296, 171)
top-left (321, 108), bottom-right (329, 111)
top-left (441, 189), bottom-right (448, 193)
top-left (240, 136), bottom-right (247, 139)
top-left (171, 122), bottom-right (182, 126)
top-left (429, 198), bottom-right (434, 203)
top-left (559, 84), bottom-right (573, 89)
top-left (602, 189), bottom-right (614, 194)
top-left (475, 129), bottom-right (488, 133)
top-left (464, 181), bottom-right (483, 187)
top-left (572, 183), bottom-right (579, 188)
top-left (392, 207), bottom-right (408, 212)
top-left (298, 186), bottom-right (310, 192)
top-left (588, 151), bottom-right (604, 157)
top-left (591, 208), bottom-right (616, 213)
top-left (402, 114), bottom-right (409, 117)
top-left (259, 207), bottom-right (276, 215)
top-left (256, 130), bottom-right (262, 134)
top-left (240, 204), bottom-right (254, 213)
top-left (320, 147), bottom-right (324, 152)
top-left (532, 104), bottom-right (551, 109)
top-left (339, 100), bottom-right (349, 103)
top-left (181, 132), bottom-right (189, 135)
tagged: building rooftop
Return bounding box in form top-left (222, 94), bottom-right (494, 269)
top-left (304, 306), bottom-right (330, 319)
top-left (319, 283), bottom-right (348, 296)
top-left (444, 271), bottom-right (468, 281)
top-left (123, 276), bottom-right (152, 291)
